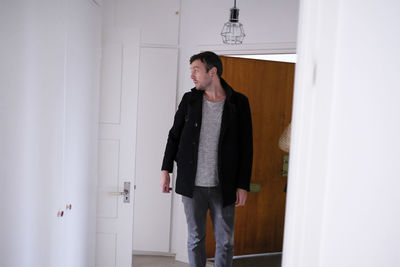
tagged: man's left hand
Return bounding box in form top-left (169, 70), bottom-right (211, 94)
top-left (235, 188), bottom-right (248, 207)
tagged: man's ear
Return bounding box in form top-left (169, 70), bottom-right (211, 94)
top-left (210, 66), bottom-right (218, 77)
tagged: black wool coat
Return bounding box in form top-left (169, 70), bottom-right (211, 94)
top-left (161, 78), bottom-right (253, 206)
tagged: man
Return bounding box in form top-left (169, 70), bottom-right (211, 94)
top-left (161, 51), bottom-right (253, 267)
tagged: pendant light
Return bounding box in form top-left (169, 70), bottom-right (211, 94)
top-left (221, 0), bottom-right (245, 44)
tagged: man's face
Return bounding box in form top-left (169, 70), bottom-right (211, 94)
top-left (190, 59), bottom-right (212, 90)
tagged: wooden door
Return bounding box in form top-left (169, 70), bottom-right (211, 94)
top-left (206, 56), bottom-right (295, 257)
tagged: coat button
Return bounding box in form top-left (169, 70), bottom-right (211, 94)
top-left (194, 122), bottom-right (198, 127)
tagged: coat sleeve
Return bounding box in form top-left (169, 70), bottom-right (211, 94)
top-left (161, 92), bottom-right (189, 173)
top-left (236, 95), bottom-right (253, 191)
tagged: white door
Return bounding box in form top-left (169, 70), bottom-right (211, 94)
top-left (96, 29), bottom-right (140, 267)
top-left (132, 47), bottom-right (178, 252)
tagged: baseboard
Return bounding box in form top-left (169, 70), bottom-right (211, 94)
top-left (207, 251), bottom-right (283, 261)
top-left (132, 250), bottom-right (176, 257)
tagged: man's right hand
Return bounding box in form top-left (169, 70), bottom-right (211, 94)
top-left (160, 170), bottom-right (171, 193)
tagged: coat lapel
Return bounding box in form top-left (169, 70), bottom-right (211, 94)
top-left (219, 79), bottom-right (235, 142)
top-left (189, 88), bottom-right (203, 131)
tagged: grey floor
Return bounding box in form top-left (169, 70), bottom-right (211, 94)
top-left (132, 255), bottom-right (189, 267)
top-left (132, 254), bottom-right (282, 267)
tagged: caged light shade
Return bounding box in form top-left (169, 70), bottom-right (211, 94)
top-left (221, 0), bottom-right (245, 44)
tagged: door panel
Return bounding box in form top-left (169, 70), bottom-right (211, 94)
top-left (96, 233), bottom-right (117, 267)
top-left (99, 43), bottom-right (123, 124)
top-left (97, 139), bottom-right (121, 219)
top-left (132, 47), bottom-right (178, 252)
top-left (96, 29), bottom-right (140, 267)
top-left (206, 56), bottom-right (295, 257)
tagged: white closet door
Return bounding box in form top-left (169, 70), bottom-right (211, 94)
top-left (2, 2), bottom-right (66, 267)
top-left (96, 29), bottom-right (140, 267)
top-left (133, 47), bottom-right (178, 252)
top-left (63, 1), bottom-right (101, 267)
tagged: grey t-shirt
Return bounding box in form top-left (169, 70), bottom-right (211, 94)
top-left (194, 96), bottom-right (225, 187)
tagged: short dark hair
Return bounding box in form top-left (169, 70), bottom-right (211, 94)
top-left (190, 51), bottom-right (223, 77)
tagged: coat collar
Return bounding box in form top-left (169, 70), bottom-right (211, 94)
top-left (190, 77), bottom-right (234, 103)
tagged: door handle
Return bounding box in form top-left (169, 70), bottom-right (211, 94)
top-left (109, 181), bottom-right (131, 203)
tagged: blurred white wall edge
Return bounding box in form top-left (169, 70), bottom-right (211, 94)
top-left (282, 0), bottom-right (400, 266)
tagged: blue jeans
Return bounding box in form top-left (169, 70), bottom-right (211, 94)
top-left (182, 186), bottom-right (235, 267)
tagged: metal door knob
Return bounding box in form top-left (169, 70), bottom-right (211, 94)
top-left (109, 190), bottom-right (128, 196)
top-left (108, 182), bottom-right (131, 203)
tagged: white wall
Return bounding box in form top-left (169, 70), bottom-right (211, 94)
top-left (0, 1), bottom-right (101, 267)
top-left (283, 0), bottom-right (400, 266)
